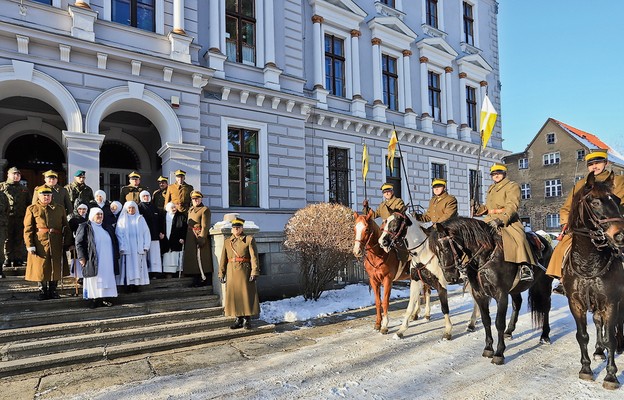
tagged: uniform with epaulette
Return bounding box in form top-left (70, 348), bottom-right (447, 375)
top-left (416, 179), bottom-right (458, 223)
top-left (31, 170), bottom-right (73, 216)
top-left (164, 169), bottom-right (194, 213)
top-left (0, 166), bottom-right (30, 273)
top-left (152, 176), bottom-right (168, 211)
top-left (182, 190), bottom-right (212, 286)
top-left (119, 171), bottom-right (147, 204)
top-left (65, 169), bottom-right (94, 213)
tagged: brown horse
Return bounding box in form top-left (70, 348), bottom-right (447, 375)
top-left (353, 210), bottom-right (411, 334)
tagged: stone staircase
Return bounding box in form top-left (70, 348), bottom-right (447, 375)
top-left (0, 266), bottom-right (274, 377)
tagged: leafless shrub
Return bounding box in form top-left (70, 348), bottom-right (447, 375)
top-left (284, 203), bottom-right (355, 300)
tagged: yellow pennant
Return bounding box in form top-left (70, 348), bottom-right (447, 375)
top-left (362, 144), bottom-right (369, 182)
top-left (387, 130), bottom-right (398, 173)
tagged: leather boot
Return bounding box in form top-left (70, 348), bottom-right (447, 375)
top-left (48, 281), bottom-right (61, 299)
top-left (553, 282), bottom-right (565, 295)
top-left (230, 317), bottom-right (243, 329)
top-left (242, 316), bottom-right (252, 330)
top-left (519, 264), bottom-right (533, 282)
top-left (38, 282), bottom-right (49, 301)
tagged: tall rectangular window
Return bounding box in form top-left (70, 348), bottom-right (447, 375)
top-left (546, 213), bottom-right (560, 229)
top-left (469, 169), bottom-right (482, 204)
top-left (226, 0), bottom-right (256, 65)
top-left (545, 179), bottom-right (562, 198)
top-left (466, 86), bottom-right (477, 130)
top-left (521, 183), bottom-right (531, 200)
top-left (328, 147), bottom-right (351, 207)
top-left (426, 0), bottom-right (439, 28)
top-left (385, 156), bottom-right (402, 199)
top-left (325, 35), bottom-right (345, 97)
top-left (463, 2), bottom-right (474, 45)
top-left (382, 54), bottom-right (399, 111)
top-left (228, 127), bottom-right (259, 207)
top-left (112, 0), bottom-right (155, 32)
top-left (428, 71), bottom-right (441, 122)
top-left (431, 162), bottom-right (446, 180)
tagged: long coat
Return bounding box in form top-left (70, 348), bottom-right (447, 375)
top-left (164, 182), bottom-right (194, 213)
top-left (182, 204), bottom-right (212, 275)
top-left (152, 188), bottom-right (167, 211)
top-left (219, 233), bottom-right (260, 317)
top-left (160, 212), bottom-right (187, 253)
top-left (119, 185), bottom-right (146, 204)
top-left (479, 177), bottom-right (534, 265)
top-left (419, 191), bottom-right (458, 223)
top-left (32, 184), bottom-right (73, 216)
top-left (138, 201), bottom-right (164, 241)
top-left (75, 220), bottom-right (120, 278)
top-left (370, 197), bottom-right (406, 220)
top-left (23, 201), bottom-right (72, 281)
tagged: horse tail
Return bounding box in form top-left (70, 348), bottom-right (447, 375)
top-left (528, 274), bottom-right (552, 329)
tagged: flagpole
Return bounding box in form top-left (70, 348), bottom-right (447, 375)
top-left (362, 140), bottom-right (368, 206)
top-left (393, 124), bottom-right (415, 215)
top-left (471, 131), bottom-right (484, 217)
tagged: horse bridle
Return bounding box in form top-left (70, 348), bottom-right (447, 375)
top-left (575, 191), bottom-right (624, 251)
top-left (436, 233), bottom-right (489, 275)
top-left (381, 212), bottom-right (409, 250)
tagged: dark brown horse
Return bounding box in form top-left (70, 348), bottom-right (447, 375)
top-left (563, 171), bottom-right (624, 390)
top-left (353, 211), bottom-right (410, 334)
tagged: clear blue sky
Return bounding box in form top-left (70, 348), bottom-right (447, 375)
top-left (498, 1), bottom-right (624, 154)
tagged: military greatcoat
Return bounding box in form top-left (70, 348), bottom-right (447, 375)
top-left (182, 203), bottom-right (212, 275)
top-left (119, 185), bottom-right (146, 204)
top-left (219, 233), bottom-right (260, 317)
top-left (65, 181), bottom-right (94, 211)
top-left (23, 201), bottom-right (72, 282)
top-left (478, 177), bottom-right (534, 265)
top-left (165, 182), bottom-right (194, 213)
top-left (419, 192), bottom-right (458, 223)
top-left (370, 197), bottom-right (406, 220)
top-left (32, 184), bottom-right (73, 216)
top-left (0, 179), bottom-right (29, 262)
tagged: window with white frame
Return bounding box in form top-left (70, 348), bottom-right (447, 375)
top-left (521, 183), bottom-right (531, 200)
top-left (577, 149), bottom-right (586, 161)
top-left (382, 54), bottom-right (399, 111)
top-left (428, 71), bottom-right (442, 122)
top-left (463, 2), bottom-right (475, 45)
top-left (328, 147), bottom-right (351, 207)
top-left (546, 213), bottom-right (560, 229)
top-left (546, 132), bottom-right (556, 144)
top-left (518, 158), bottom-right (528, 169)
top-left (466, 86), bottom-right (477, 130)
top-left (325, 34), bottom-right (346, 97)
top-left (431, 162), bottom-right (446, 180)
top-left (545, 179), bottom-right (562, 198)
top-left (112, 0), bottom-right (156, 32)
top-left (426, 0), bottom-right (439, 28)
top-left (226, 0), bottom-right (256, 65)
top-left (228, 127), bottom-right (259, 207)
top-left (543, 152), bottom-right (560, 166)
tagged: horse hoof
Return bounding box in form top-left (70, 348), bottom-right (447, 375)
top-left (380, 328), bottom-right (389, 335)
top-left (603, 378), bottom-right (621, 390)
top-left (466, 325), bottom-right (475, 333)
top-left (394, 333), bottom-right (404, 340)
top-left (374, 325), bottom-right (381, 331)
top-left (491, 356), bottom-right (505, 365)
top-left (443, 333), bottom-right (452, 341)
top-left (539, 337), bottom-right (551, 345)
top-left (593, 352), bottom-right (606, 361)
top-left (579, 372), bottom-right (594, 381)
top-left (425, 316), bottom-right (431, 321)
top-left (482, 349), bottom-right (494, 358)
top-left (504, 333), bottom-right (512, 339)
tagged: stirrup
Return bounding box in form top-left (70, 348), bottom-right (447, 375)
top-left (519, 265), bottom-right (533, 282)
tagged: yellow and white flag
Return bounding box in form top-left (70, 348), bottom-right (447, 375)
top-left (480, 94), bottom-right (498, 149)
top-left (362, 144), bottom-right (369, 182)
top-left (387, 130), bottom-right (398, 173)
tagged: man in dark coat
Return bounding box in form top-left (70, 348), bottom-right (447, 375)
top-left (1, 167), bottom-right (30, 272)
top-left (152, 176), bottom-right (168, 212)
top-left (119, 171), bottom-right (146, 204)
top-left (65, 170), bottom-right (94, 214)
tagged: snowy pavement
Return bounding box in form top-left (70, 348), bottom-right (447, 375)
top-left (69, 284), bottom-right (623, 399)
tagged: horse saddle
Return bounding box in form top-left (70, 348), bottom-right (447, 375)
top-left (525, 231), bottom-right (545, 260)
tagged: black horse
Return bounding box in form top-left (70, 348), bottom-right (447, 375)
top-left (563, 171), bottom-right (624, 390)
top-left (428, 216), bottom-right (553, 365)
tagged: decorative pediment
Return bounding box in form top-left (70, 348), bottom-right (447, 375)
top-left (309, 0), bottom-right (367, 29)
top-left (367, 16), bottom-right (417, 50)
top-left (416, 37), bottom-right (458, 66)
top-left (457, 53), bottom-right (493, 80)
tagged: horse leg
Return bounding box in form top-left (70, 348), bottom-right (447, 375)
top-left (617, 316), bottom-right (624, 354)
top-left (474, 294), bottom-right (494, 358)
top-left (370, 279), bottom-right (382, 331)
top-left (504, 293), bottom-right (522, 339)
top-left (491, 294), bottom-right (509, 365)
top-left (437, 286), bottom-right (452, 340)
top-left (423, 284), bottom-right (432, 321)
top-left (592, 313), bottom-right (606, 361)
top-left (380, 277), bottom-right (393, 334)
top-left (602, 308), bottom-right (621, 390)
top-left (467, 300), bottom-right (480, 332)
top-left (396, 279), bottom-right (422, 339)
top-left (568, 298), bottom-right (593, 381)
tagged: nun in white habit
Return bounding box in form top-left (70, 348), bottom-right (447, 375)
top-left (75, 207), bottom-right (119, 308)
top-left (115, 201), bottom-right (151, 289)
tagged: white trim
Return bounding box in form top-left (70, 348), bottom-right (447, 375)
top-left (0, 117), bottom-right (64, 158)
top-left (422, 0), bottom-right (444, 30)
top-left (323, 139), bottom-right (357, 207)
top-left (103, 0), bottom-right (165, 35)
top-left (220, 117), bottom-right (269, 209)
top-left (459, 0), bottom-right (479, 48)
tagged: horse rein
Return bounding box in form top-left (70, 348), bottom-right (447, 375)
top-left (576, 191), bottom-right (624, 251)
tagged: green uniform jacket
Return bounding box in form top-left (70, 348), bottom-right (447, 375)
top-left (219, 233), bottom-right (260, 317)
top-left (419, 192), bottom-right (458, 223)
top-left (152, 188), bottom-right (167, 211)
top-left (65, 182), bottom-right (95, 211)
top-left (182, 204), bottom-right (213, 275)
top-left (23, 201), bottom-right (72, 282)
top-left (481, 177), bottom-right (534, 265)
top-left (0, 180), bottom-right (29, 218)
top-left (370, 197), bottom-right (406, 220)
top-left (119, 185), bottom-right (146, 204)
top-left (32, 184), bottom-right (72, 216)
top-left (164, 183), bottom-right (194, 213)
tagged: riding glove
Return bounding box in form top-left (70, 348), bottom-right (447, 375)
top-left (488, 218), bottom-right (504, 229)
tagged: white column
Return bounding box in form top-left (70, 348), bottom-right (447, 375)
top-left (459, 72), bottom-right (468, 126)
top-left (351, 30), bottom-right (362, 97)
top-left (445, 67), bottom-right (454, 123)
top-left (371, 38), bottom-right (383, 102)
top-left (402, 50), bottom-right (413, 111)
top-left (63, 132), bottom-right (106, 191)
top-left (173, 0), bottom-right (185, 34)
top-left (264, 0), bottom-right (275, 66)
top-left (219, 0), bottom-right (226, 52)
top-left (312, 15), bottom-right (324, 89)
top-left (209, 0), bottom-right (220, 52)
top-left (480, 80), bottom-right (488, 104)
top-left (419, 57), bottom-right (429, 116)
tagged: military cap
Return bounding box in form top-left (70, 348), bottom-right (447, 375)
top-left (128, 171), bottom-right (141, 179)
top-left (380, 183), bottom-right (394, 192)
top-left (42, 170), bottom-right (58, 178)
top-left (7, 166), bottom-right (20, 174)
top-left (174, 169), bottom-right (186, 176)
top-left (231, 218), bottom-right (245, 227)
top-left (157, 176), bottom-right (168, 182)
top-left (74, 170), bottom-right (86, 177)
top-left (490, 164), bottom-right (507, 174)
top-left (585, 151), bottom-right (608, 164)
top-left (37, 186), bottom-right (53, 195)
top-left (190, 190), bottom-right (203, 198)
top-left (431, 178), bottom-right (447, 188)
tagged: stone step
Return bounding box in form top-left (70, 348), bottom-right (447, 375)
top-left (0, 275), bottom-right (197, 293)
top-left (0, 322), bottom-right (274, 377)
top-left (0, 306), bottom-right (224, 344)
top-left (0, 265), bottom-right (25, 277)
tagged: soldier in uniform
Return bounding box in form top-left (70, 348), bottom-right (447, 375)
top-left (24, 186), bottom-right (73, 300)
top-left (362, 183), bottom-right (407, 220)
top-left (165, 169), bottom-right (194, 213)
top-left (416, 179), bottom-right (458, 223)
top-left (152, 176), bottom-right (168, 212)
top-left (0, 184), bottom-right (8, 277)
top-left (219, 218), bottom-right (260, 330)
top-left (474, 164), bottom-right (535, 282)
top-left (183, 190), bottom-right (212, 287)
top-left (65, 170), bottom-right (94, 213)
top-left (32, 170), bottom-right (72, 216)
top-left (119, 171), bottom-right (146, 204)
top-left (546, 150), bottom-right (624, 293)
top-left (0, 167), bottom-right (29, 272)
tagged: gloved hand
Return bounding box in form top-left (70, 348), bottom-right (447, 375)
top-left (488, 218), bottom-right (504, 229)
top-left (249, 275), bottom-right (258, 282)
top-left (219, 276), bottom-right (226, 284)
top-left (362, 199), bottom-right (369, 209)
top-left (470, 199), bottom-right (481, 216)
top-left (556, 224), bottom-right (567, 241)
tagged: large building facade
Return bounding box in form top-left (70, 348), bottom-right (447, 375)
top-left (0, 0), bottom-right (506, 297)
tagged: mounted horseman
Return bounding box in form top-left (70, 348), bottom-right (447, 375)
top-left (415, 178), bottom-right (458, 224)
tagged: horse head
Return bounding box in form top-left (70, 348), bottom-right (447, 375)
top-left (378, 212), bottom-right (411, 252)
top-left (353, 210), bottom-right (376, 258)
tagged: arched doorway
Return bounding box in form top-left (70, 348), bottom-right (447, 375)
top-left (100, 141), bottom-right (141, 201)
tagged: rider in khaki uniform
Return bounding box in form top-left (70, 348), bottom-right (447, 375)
top-left (164, 170), bottom-right (194, 214)
top-left (119, 171), bottom-right (147, 204)
top-left (219, 218), bottom-right (260, 330)
top-left (362, 183), bottom-right (407, 220)
top-left (416, 179), bottom-right (458, 223)
top-left (32, 170), bottom-right (73, 216)
top-left (474, 164), bottom-right (535, 282)
top-left (546, 151), bottom-right (624, 292)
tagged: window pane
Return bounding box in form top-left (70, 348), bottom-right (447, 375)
top-left (137, 3), bottom-right (155, 32)
top-left (241, 0), bottom-right (254, 17)
top-left (334, 38), bottom-right (344, 57)
top-left (226, 0), bottom-right (237, 12)
top-left (228, 129), bottom-right (241, 152)
top-left (243, 130), bottom-right (258, 153)
top-left (244, 158), bottom-right (259, 207)
top-left (242, 21), bottom-right (255, 45)
top-left (228, 156), bottom-right (241, 206)
top-left (112, 0), bottom-right (131, 26)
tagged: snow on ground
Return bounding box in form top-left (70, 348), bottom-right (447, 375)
top-left (76, 283), bottom-right (624, 400)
